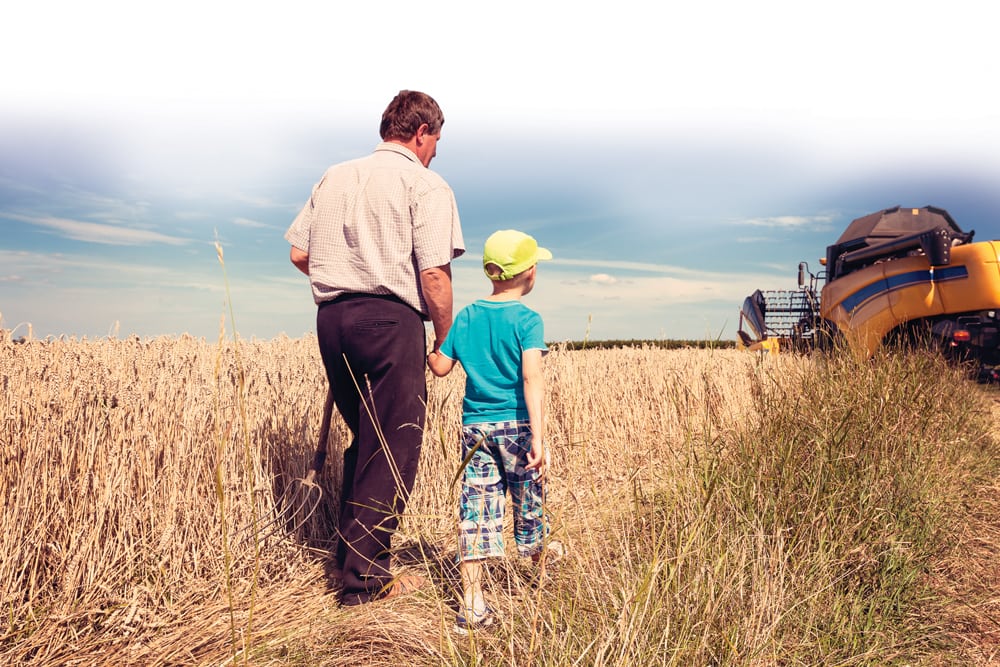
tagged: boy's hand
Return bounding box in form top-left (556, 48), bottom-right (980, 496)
top-left (526, 438), bottom-right (549, 482)
top-left (426, 350), bottom-right (456, 377)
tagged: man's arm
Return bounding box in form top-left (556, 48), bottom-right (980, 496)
top-left (419, 264), bottom-right (453, 351)
top-left (290, 246), bottom-right (309, 275)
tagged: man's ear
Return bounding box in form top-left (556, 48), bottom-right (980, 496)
top-left (415, 123), bottom-right (430, 143)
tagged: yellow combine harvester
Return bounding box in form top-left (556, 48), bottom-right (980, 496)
top-left (737, 205), bottom-right (1000, 381)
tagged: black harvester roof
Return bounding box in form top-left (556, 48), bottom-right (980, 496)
top-left (825, 205), bottom-right (974, 281)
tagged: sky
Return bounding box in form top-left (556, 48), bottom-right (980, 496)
top-left (3, 2), bottom-right (1000, 343)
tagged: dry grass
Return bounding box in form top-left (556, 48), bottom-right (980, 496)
top-left (1, 333), bottom-right (997, 665)
top-left (917, 396), bottom-right (1000, 666)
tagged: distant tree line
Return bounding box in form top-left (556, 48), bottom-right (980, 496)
top-left (4, 333), bottom-right (736, 352)
top-left (554, 339), bottom-right (737, 351)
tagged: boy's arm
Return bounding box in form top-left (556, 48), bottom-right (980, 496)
top-left (427, 350), bottom-right (457, 377)
top-left (522, 348), bottom-right (547, 480)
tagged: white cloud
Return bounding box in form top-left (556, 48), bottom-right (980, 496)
top-left (0, 175), bottom-right (44, 195)
top-left (233, 217), bottom-right (277, 229)
top-left (736, 215), bottom-right (836, 229)
top-left (560, 274), bottom-right (783, 307)
top-left (526, 266), bottom-right (798, 341)
top-left (10, 214), bottom-right (189, 246)
top-left (556, 258), bottom-right (716, 278)
top-left (590, 273), bottom-right (618, 285)
top-left (174, 211), bottom-right (211, 221)
top-left (230, 192), bottom-right (302, 211)
top-left (56, 188), bottom-right (152, 223)
top-left (0, 249), bottom-right (172, 280)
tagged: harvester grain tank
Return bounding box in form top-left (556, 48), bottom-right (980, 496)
top-left (737, 206), bottom-right (1000, 380)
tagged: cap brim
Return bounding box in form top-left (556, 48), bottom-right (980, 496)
top-left (536, 247), bottom-right (553, 261)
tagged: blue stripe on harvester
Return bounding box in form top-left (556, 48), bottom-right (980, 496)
top-left (934, 265), bottom-right (970, 282)
top-left (839, 266), bottom-right (969, 313)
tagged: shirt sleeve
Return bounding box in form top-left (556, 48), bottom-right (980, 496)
top-left (438, 332), bottom-right (456, 360)
top-left (438, 307), bottom-right (463, 360)
top-left (285, 179), bottom-right (323, 250)
top-left (411, 176), bottom-right (465, 271)
top-left (520, 309), bottom-right (547, 353)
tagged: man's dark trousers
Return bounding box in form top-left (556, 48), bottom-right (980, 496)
top-left (316, 294), bottom-right (426, 605)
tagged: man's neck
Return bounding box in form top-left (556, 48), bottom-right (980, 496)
top-left (385, 137), bottom-right (418, 153)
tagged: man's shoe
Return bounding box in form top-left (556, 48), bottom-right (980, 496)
top-left (454, 605), bottom-right (495, 635)
top-left (378, 573), bottom-right (427, 601)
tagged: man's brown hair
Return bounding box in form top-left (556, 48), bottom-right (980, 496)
top-left (379, 90), bottom-right (444, 141)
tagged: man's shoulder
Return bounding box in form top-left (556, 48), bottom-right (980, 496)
top-left (325, 145), bottom-right (406, 171)
top-left (406, 162), bottom-right (454, 193)
top-left (421, 167), bottom-right (453, 190)
top-left (370, 147), bottom-right (453, 190)
top-left (322, 154), bottom-right (370, 176)
top-left (324, 151), bottom-right (453, 192)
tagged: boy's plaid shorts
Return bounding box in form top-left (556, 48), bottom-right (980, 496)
top-left (457, 420), bottom-right (546, 561)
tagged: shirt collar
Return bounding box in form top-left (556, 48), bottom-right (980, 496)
top-left (374, 141), bottom-right (420, 164)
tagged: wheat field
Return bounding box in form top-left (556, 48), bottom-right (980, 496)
top-left (1, 332), bottom-right (997, 666)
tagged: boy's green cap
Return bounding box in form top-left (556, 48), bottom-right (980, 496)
top-left (483, 230), bottom-right (552, 281)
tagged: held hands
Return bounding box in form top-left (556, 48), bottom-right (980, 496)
top-left (426, 349), bottom-right (455, 377)
top-left (526, 437), bottom-right (550, 483)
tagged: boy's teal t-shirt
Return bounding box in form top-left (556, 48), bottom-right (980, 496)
top-left (438, 299), bottom-right (547, 424)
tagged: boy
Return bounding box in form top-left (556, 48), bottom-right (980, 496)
top-left (427, 229), bottom-right (558, 634)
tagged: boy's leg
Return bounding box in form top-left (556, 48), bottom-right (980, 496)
top-left (455, 556), bottom-right (494, 633)
top-left (459, 558), bottom-right (486, 614)
top-left (494, 421), bottom-right (548, 558)
top-left (457, 425), bottom-right (508, 563)
top-left (456, 425), bottom-right (506, 622)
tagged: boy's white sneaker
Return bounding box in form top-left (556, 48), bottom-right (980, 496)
top-left (532, 540), bottom-right (566, 564)
top-left (454, 605), bottom-right (495, 635)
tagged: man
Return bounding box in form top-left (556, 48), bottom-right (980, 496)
top-left (285, 90), bottom-right (464, 605)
